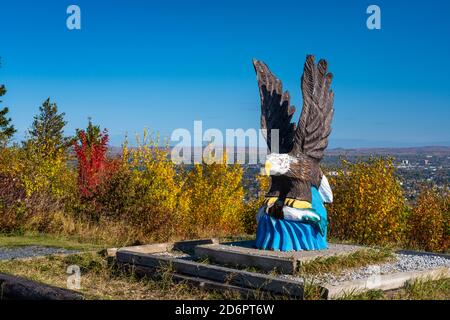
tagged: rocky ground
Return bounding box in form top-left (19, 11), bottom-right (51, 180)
top-left (283, 252), bottom-right (450, 285)
top-left (0, 245), bottom-right (78, 261)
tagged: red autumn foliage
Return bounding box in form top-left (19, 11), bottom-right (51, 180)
top-left (74, 129), bottom-right (111, 197)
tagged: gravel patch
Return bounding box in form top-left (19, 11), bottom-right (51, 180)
top-left (0, 246), bottom-right (78, 261)
top-left (283, 253), bottom-right (450, 285)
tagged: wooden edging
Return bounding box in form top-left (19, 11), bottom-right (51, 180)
top-left (126, 264), bottom-right (272, 299)
top-left (323, 266), bottom-right (450, 299)
top-left (116, 250), bottom-right (304, 298)
top-left (173, 239), bottom-right (218, 255)
top-left (195, 244), bottom-right (297, 274)
top-left (0, 272), bottom-right (83, 300)
top-left (107, 239), bottom-right (219, 258)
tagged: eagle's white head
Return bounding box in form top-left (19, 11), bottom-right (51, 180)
top-left (263, 153), bottom-right (298, 176)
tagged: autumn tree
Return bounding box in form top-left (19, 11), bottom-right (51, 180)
top-left (74, 119), bottom-right (110, 197)
top-left (76, 117), bottom-right (101, 149)
top-left (0, 70), bottom-right (16, 146)
top-left (18, 98), bottom-right (73, 196)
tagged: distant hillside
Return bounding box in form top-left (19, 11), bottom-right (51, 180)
top-left (325, 146), bottom-right (450, 156)
top-left (106, 145), bottom-right (450, 158)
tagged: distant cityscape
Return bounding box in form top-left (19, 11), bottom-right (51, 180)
top-left (241, 146), bottom-right (450, 203)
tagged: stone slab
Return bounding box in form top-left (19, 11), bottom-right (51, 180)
top-left (195, 241), bottom-right (365, 274)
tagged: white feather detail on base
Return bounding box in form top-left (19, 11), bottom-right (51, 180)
top-left (282, 206), bottom-right (321, 222)
top-left (318, 175), bottom-right (333, 203)
top-left (256, 206), bottom-right (320, 223)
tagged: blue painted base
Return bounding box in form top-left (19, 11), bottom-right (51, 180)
top-left (255, 187), bottom-right (328, 251)
top-left (255, 215), bottom-right (327, 251)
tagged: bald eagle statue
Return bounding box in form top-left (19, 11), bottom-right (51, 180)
top-left (253, 55), bottom-right (334, 251)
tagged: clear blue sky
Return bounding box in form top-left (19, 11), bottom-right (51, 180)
top-left (1, 0), bottom-right (449, 147)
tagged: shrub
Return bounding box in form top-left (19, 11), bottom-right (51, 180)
top-left (69, 131), bottom-right (250, 243)
top-left (407, 187), bottom-right (449, 252)
top-left (75, 130), bottom-right (184, 242)
top-left (241, 174), bottom-right (269, 234)
top-left (19, 144), bottom-right (73, 198)
top-left (327, 157), bottom-right (406, 246)
top-left (124, 132), bottom-right (183, 240)
top-left (74, 124), bottom-right (110, 198)
top-left (0, 98), bottom-right (76, 234)
top-left (181, 155), bottom-right (245, 238)
top-left (0, 146), bottom-right (76, 234)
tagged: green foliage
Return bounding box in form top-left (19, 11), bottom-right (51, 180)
top-left (0, 83), bottom-right (16, 146)
top-left (25, 98), bottom-right (73, 156)
top-left (328, 157), bottom-right (407, 246)
top-left (76, 117), bottom-right (101, 148)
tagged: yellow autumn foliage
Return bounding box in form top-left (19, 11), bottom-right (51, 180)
top-left (327, 157), bottom-right (406, 246)
top-left (0, 143), bottom-right (76, 233)
top-left (241, 174), bottom-right (269, 234)
top-left (81, 131), bottom-right (246, 242)
top-left (181, 153), bottom-right (245, 238)
top-left (407, 187), bottom-right (449, 252)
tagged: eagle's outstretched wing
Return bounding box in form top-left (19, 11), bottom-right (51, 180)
top-left (253, 59), bottom-right (296, 153)
top-left (292, 55), bottom-right (334, 161)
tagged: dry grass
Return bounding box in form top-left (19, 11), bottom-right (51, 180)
top-left (0, 252), bottom-right (230, 300)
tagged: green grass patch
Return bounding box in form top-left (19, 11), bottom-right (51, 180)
top-left (399, 277), bottom-right (450, 300)
top-left (0, 233), bottom-right (105, 251)
top-left (298, 248), bottom-right (395, 276)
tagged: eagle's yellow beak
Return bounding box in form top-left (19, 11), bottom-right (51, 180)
top-left (264, 160), bottom-right (272, 176)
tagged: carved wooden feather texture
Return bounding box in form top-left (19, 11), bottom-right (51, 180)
top-left (294, 55), bottom-right (334, 160)
top-left (253, 59), bottom-right (296, 153)
top-left (253, 55), bottom-right (334, 203)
